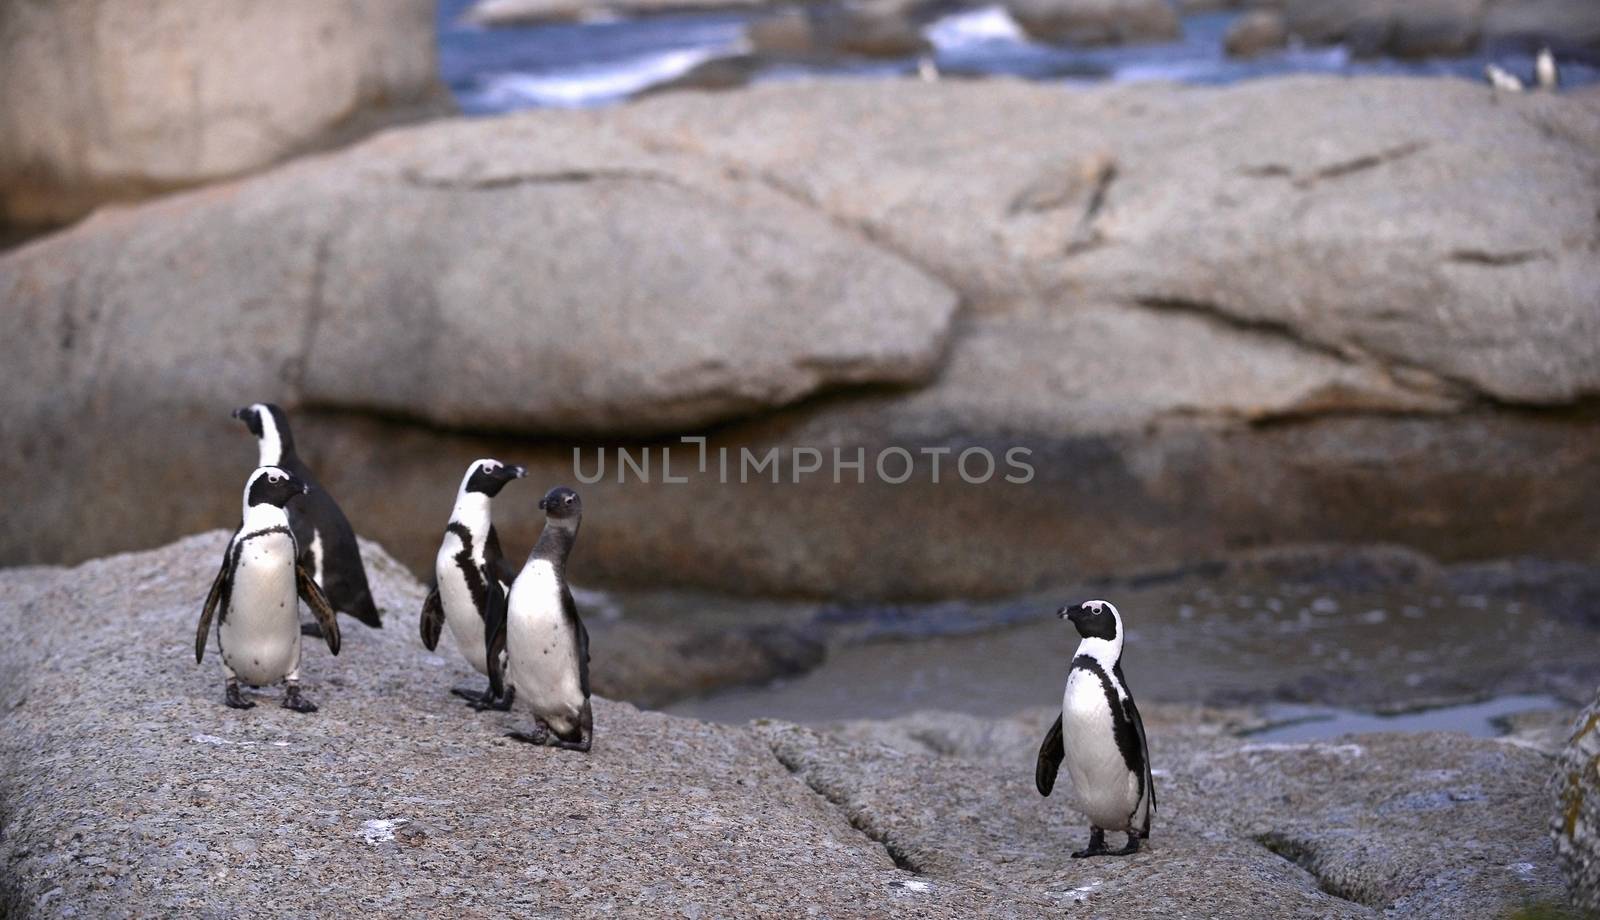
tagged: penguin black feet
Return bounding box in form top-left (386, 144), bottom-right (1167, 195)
top-left (1107, 835), bottom-right (1142, 857)
top-left (506, 720), bottom-right (551, 746)
top-left (1072, 827), bottom-right (1109, 859)
top-left (1073, 828), bottom-right (1142, 858)
top-left (224, 680), bottom-right (255, 710)
top-left (300, 621), bottom-right (326, 639)
top-left (281, 684), bottom-right (319, 714)
top-left (506, 706), bottom-right (593, 753)
top-left (453, 685), bottom-right (515, 712)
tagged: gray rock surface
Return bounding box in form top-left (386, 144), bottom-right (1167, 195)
top-left (0, 0), bottom-right (446, 229)
top-left (0, 534), bottom-right (1573, 917)
top-left (765, 707), bottom-right (1572, 917)
top-left (1553, 689), bottom-right (1600, 913)
top-left (3, 78), bottom-right (1599, 599)
top-left (0, 534), bottom-right (1034, 917)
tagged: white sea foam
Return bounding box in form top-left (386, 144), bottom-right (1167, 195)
top-left (468, 43), bottom-right (742, 109)
top-left (925, 6), bottom-right (1027, 51)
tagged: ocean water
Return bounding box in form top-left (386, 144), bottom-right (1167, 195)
top-left (437, 0), bottom-right (1598, 113)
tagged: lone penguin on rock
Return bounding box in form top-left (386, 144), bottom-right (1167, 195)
top-left (1036, 600), bottom-right (1154, 858)
top-left (233, 403), bottom-right (382, 633)
top-left (490, 486), bottom-right (593, 753)
top-left (195, 467), bottom-right (341, 711)
top-left (420, 459), bottom-right (526, 710)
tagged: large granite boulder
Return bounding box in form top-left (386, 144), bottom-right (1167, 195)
top-left (3, 78), bottom-right (1599, 600)
top-left (1553, 689), bottom-right (1600, 913)
top-left (0, 536), bottom-right (1574, 916)
top-left (0, 0), bottom-right (446, 229)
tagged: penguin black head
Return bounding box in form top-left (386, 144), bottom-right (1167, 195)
top-left (1059, 599), bottom-right (1120, 641)
top-left (232, 403), bottom-right (295, 459)
top-left (465, 459), bottom-right (527, 497)
top-left (539, 486), bottom-right (582, 521)
top-left (246, 466), bottom-right (310, 509)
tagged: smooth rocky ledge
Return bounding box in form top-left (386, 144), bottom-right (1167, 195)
top-left (0, 534), bottom-right (1578, 917)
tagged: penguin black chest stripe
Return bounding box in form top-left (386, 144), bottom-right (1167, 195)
top-left (446, 522), bottom-right (487, 619)
top-left (1070, 654), bottom-right (1147, 790)
top-left (240, 525), bottom-right (295, 545)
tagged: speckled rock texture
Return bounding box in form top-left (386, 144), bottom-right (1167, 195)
top-left (1553, 689), bottom-right (1600, 913)
top-left (0, 535), bottom-right (1575, 917)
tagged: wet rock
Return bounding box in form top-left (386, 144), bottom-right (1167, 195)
top-left (1483, 0), bottom-right (1600, 51)
top-left (641, 53), bottom-right (765, 96)
top-left (1225, 9), bottom-right (1290, 56)
top-left (1285, 0), bottom-right (1600, 57)
top-left (0, 0), bottom-right (446, 229)
top-left (1006, 0), bottom-right (1182, 46)
top-left (745, 5), bottom-right (932, 59)
top-left (1553, 690), bottom-right (1600, 913)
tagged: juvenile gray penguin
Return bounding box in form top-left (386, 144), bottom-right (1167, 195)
top-left (1036, 600), bottom-right (1154, 857)
top-left (419, 458), bottom-right (526, 710)
top-left (233, 403), bottom-right (382, 632)
top-left (195, 466), bottom-right (342, 711)
top-left (489, 486), bottom-right (593, 753)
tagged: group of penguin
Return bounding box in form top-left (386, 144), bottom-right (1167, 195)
top-left (194, 403), bottom-right (592, 752)
top-left (192, 403), bottom-right (1154, 855)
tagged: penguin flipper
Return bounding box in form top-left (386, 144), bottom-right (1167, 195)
top-left (195, 541), bottom-right (236, 664)
top-left (419, 581), bottom-right (444, 651)
top-left (484, 567), bottom-right (508, 699)
top-left (297, 565), bottom-right (342, 656)
top-left (563, 585), bottom-right (590, 699)
top-left (485, 525), bottom-right (518, 587)
top-left (1036, 713), bottom-right (1065, 797)
top-left (1123, 692), bottom-right (1155, 834)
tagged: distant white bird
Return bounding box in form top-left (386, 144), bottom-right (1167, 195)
top-left (1485, 63), bottom-right (1525, 93)
top-left (1535, 47), bottom-right (1559, 91)
top-left (917, 54), bottom-right (940, 83)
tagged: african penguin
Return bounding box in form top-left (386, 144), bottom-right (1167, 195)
top-left (419, 458), bottom-right (526, 710)
top-left (489, 486), bottom-right (593, 753)
top-left (1485, 62), bottom-right (1525, 92)
top-left (1036, 599), bottom-right (1154, 858)
top-left (233, 403), bottom-right (382, 632)
top-left (1535, 47), bottom-right (1559, 91)
top-left (195, 467), bottom-right (341, 711)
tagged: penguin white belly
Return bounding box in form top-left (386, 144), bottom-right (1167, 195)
top-left (1062, 670), bottom-right (1140, 830)
top-left (505, 560), bottom-right (583, 733)
top-left (436, 541), bottom-right (488, 676)
top-left (220, 533), bottom-right (302, 686)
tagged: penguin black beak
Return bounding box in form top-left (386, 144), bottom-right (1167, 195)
top-left (1059, 604), bottom-right (1083, 622)
top-left (537, 496), bottom-right (548, 512)
top-left (231, 407), bottom-right (248, 420)
top-left (511, 465), bottom-right (527, 479)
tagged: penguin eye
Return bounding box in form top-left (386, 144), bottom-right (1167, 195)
top-left (267, 472), bottom-right (284, 484)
